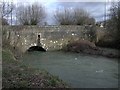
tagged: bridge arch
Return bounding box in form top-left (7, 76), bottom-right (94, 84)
top-left (27, 46), bottom-right (46, 52)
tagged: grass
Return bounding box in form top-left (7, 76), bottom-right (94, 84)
top-left (2, 48), bottom-right (69, 88)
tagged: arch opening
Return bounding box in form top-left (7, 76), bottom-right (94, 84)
top-left (27, 46), bottom-right (46, 52)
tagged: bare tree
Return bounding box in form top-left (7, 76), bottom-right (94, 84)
top-left (106, 1), bottom-right (120, 37)
top-left (2, 2), bottom-right (14, 17)
top-left (73, 8), bottom-right (87, 25)
top-left (1, 2), bottom-right (14, 25)
top-left (54, 8), bottom-right (74, 25)
top-left (107, 1), bottom-right (120, 48)
top-left (2, 18), bottom-right (9, 25)
top-left (73, 8), bottom-right (95, 25)
top-left (102, 1), bottom-right (120, 49)
top-left (54, 7), bottom-right (95, 25)
top-left (17, 2), bottom-right (46, 25)
top-left (17, 5), bottom-right (30, 25)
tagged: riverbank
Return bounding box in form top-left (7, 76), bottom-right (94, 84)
top-left (2, 48), bottom-right (69, 88)
top-left (61, 40), bottom-right (120, 58)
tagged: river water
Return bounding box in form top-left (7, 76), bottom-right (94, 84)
top-left (21, 51), bottom-right (118, 88)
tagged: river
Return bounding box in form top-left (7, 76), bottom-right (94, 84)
top-left (21, 51), bottom-right (118, 88)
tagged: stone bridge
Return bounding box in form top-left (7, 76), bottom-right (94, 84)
top-left (2, 25), bottom-right (105, 52)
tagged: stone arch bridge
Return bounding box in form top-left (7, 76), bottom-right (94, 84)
top-left (2, 25), bottom-right (105, 53)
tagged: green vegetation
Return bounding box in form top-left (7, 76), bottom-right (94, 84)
top-left (2, 48), bottom-right (69, 88)
top-left (97, 1), bottom-right (120, 49)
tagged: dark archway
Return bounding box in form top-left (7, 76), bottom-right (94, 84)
top-left (27, 46), bottom-right (46, 52)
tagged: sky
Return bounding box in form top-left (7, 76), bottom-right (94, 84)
top-left (2, 0), bottom-right (118, 25)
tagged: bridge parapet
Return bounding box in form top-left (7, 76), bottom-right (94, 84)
top-left (2, 25), bottom-right (105, 52)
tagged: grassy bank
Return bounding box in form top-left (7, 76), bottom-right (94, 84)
top-left (2, 48), bottom-right (69, 88)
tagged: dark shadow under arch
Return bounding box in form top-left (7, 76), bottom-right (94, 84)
top-left (27, 46), bottom-right (46, 52)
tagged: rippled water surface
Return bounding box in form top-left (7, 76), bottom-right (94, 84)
top-left (21, 51), bottom-right (118, 88)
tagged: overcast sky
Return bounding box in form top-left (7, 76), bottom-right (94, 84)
top-left (3, 0), bottom-right (117, 25)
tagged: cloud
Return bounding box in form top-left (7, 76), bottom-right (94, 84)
top-left (4, 0), bottom-right (118, 3)
top-left (4, 0), bottom-right (113, 24)
top-left (56, 0), bottom-right (118, 2)
top-left (52, 2), bottom-right (111, 22)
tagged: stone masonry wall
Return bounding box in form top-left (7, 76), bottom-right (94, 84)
top-left (2, 25), bottom-right (105, 52)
